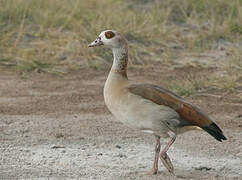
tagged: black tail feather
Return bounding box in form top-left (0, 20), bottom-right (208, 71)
top-left (202, 122), bottom-right (227, 142)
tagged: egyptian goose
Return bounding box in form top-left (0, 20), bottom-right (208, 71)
top-left (88, 30), bottom-right (227, 175)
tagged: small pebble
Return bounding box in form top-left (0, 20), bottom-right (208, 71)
top-left (195, 166), bottom-right (212, 171)
top-left (115, 145), bottom-right (121, 149)
top-left (51, 145), bottom-right (65, 149)
top-left (116, 153), bottom-right (127, 158)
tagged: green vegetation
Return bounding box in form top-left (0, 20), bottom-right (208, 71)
top-left (0, 0), bottom-right (241, 96)
top-left (168, 76), bottom-right (207, 97)
top-left (167, 70), bottom-right (241, 97)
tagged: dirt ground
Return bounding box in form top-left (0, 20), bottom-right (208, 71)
top-left (0, 67), bottom-right (241, 180)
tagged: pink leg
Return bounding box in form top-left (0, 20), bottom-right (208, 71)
top-left (160, 135), bottom-right (176, 174)
top-left (150, 136), bottom-right (161, 174)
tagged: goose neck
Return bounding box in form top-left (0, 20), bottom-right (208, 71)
top-left (111, 46), bottom-right (128, 77)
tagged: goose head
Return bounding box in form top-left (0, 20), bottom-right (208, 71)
top-left (88, 30), bottom-right (127, 49)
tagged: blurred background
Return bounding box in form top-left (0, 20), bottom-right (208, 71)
top-left (0, 0), bottom-right (241, 74)
top-left (0, 0), bottom-right (242, 179)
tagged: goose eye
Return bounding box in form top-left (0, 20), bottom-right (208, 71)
top-left (105, 31), bottom-right (115, 39)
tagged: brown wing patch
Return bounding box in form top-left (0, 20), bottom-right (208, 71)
top-left (127, 84), bottom-right (212, 127)
top-left (105, 31), bottom-right (115, 39)
top-left (176, 103), bottom-right (211, 127)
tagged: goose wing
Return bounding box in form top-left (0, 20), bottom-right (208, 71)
top-left (127, 84), bottom-right (227, 142)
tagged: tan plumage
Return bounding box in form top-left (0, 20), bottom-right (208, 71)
top-left (88, 30), bottom-right (227, 175)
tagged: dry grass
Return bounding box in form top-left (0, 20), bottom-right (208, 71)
top-left (0, 0), bottom-right (241, 96)
top-left (167, 69), bottom-right (241, 97)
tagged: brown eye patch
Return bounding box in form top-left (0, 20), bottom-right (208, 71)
top-left (105, 31), bottom-right (115, 39)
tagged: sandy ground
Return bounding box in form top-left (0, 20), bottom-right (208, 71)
top-left (0, 68), bottom-right (241, 180)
